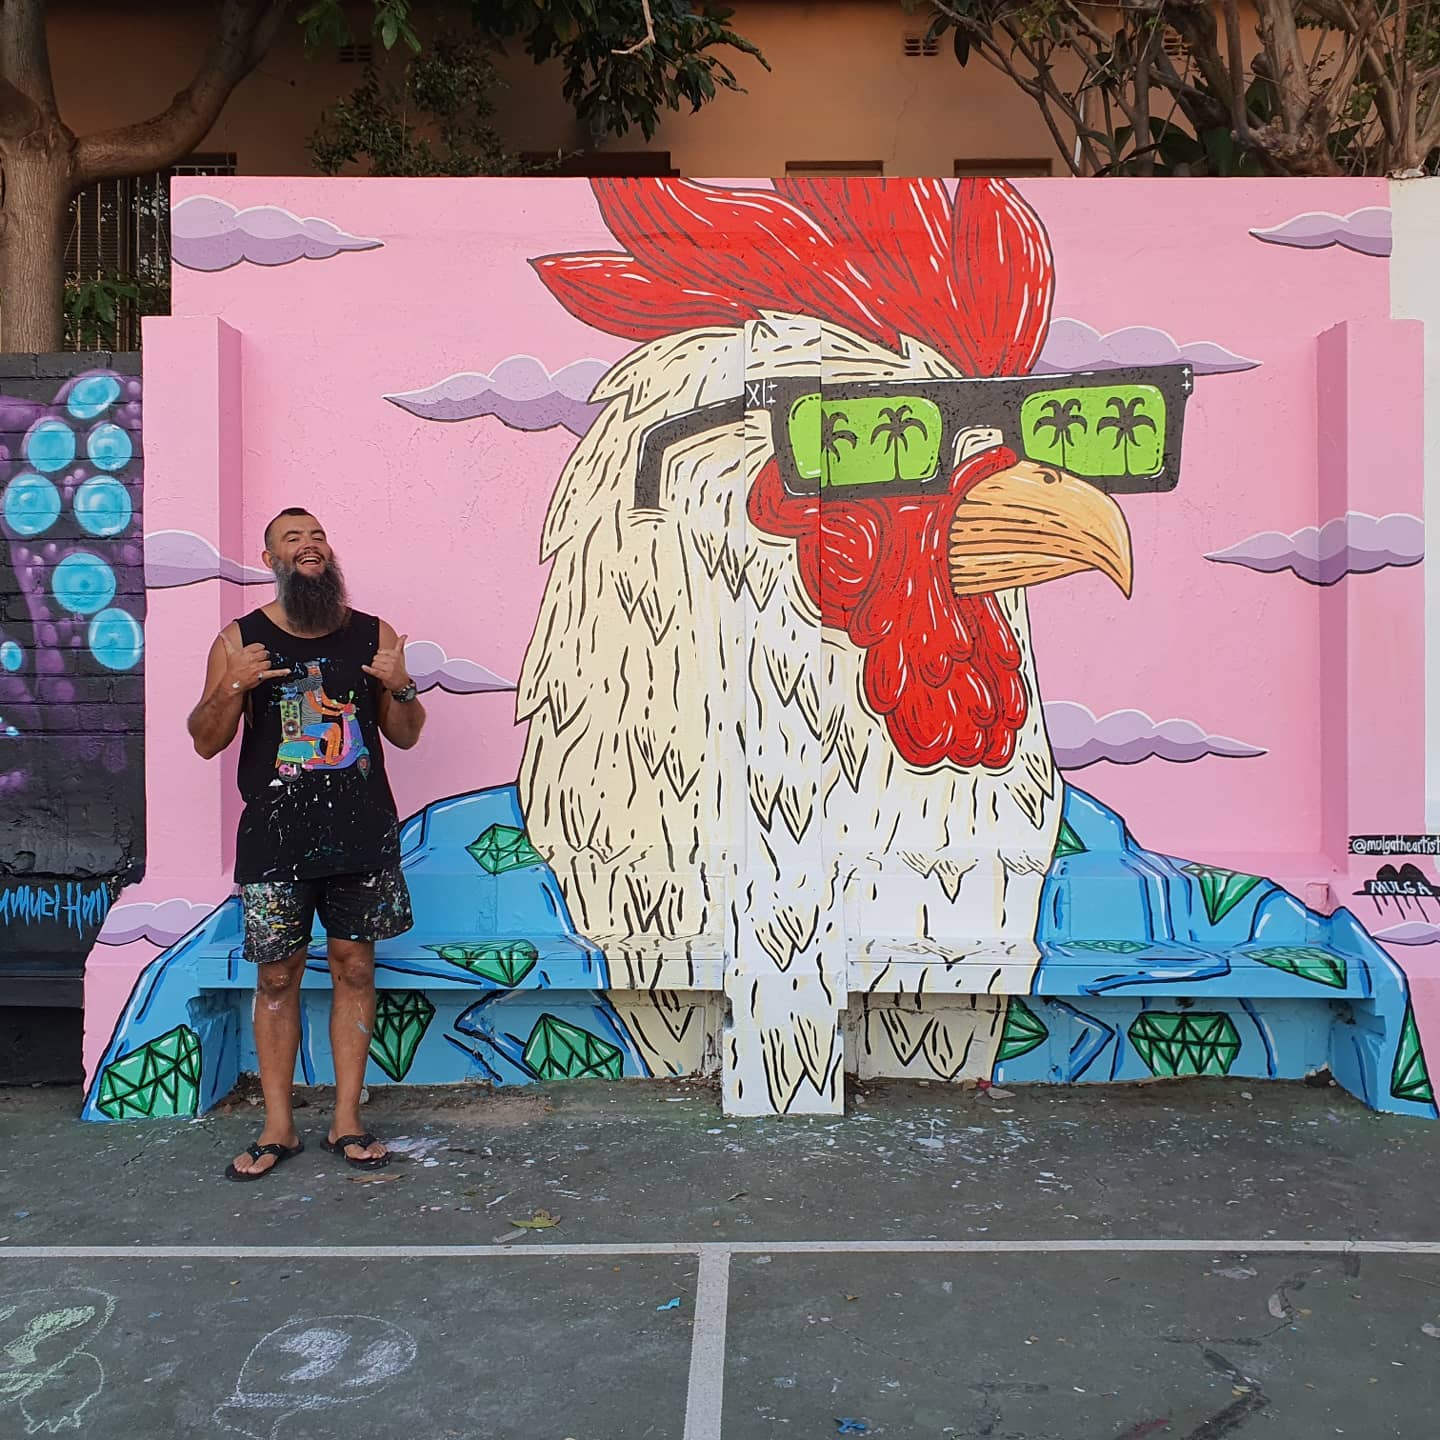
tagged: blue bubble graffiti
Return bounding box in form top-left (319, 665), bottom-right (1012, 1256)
top-left (25, 418), bottom-right (78, 473)
top-left (3, 474), bottom-right (61, 537)
top-left (88, 607), bottom-right (144, 671)
top-left (74, 476), bottom-right (133, 537)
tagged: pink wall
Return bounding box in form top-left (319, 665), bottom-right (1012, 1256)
top-left (86, 176), bottom-right (1439, 1090)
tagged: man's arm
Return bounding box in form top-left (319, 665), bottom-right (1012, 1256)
top-left (187, 625), bottom-right (289, 759)
top-left (366, 620), bottom-right (426, 750)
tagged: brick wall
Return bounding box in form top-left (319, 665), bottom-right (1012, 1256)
top-left (0, 354), bottom-right (144, 993)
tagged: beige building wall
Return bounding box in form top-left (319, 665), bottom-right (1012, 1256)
top-left (45, 0), bottom-right (1066, 178)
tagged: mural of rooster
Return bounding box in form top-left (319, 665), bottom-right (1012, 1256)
top-left (81, 175), bottom-right (1433, 1125)
top-left (519, 178), bottom-right (1173, 1114)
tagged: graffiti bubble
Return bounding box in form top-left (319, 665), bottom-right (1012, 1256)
top-left (24, 418), bottom-right (77, 474)
top-left (3, 473), bottom-right (61, 537)
top-left (74, 475), bottom-right (133, 537)
top-left (66, 375), bottom-right (122, 420)
top-left (86, 422), bottom-right (133, 472)
top-left (88, 608), bottom-right (143, 671)
top-left (52, 553), bottom-right (117, 616)
top-left (0, 641), bottom-right (20, 671)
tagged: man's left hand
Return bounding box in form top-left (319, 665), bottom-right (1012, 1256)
top-left (364, 633), bottom-right (411, 693)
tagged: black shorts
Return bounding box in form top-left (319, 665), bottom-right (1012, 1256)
top-left (239, 867), bottom-right (413, 966)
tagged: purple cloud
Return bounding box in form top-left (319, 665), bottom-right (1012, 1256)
top-left (404, 640), bottom-right (515, 695)
top-left (98, 898), bottom-right (215, 946)
top-left (1035, 319), bottom-right (1258, 377)
top-left (145, 530), bottom-right (272, 588)
top-left (171, 195), bottom-right (382, 272)
top-left (1250, 207), bottom-right (1391, 257)
top-left (1207, 512), bottom-right (1422, 586)
top-left (1045, 701), bottom-right (1266, 769)
top-left (384, 356), bottom-right (607, 434)
top-left (1372, 921), bottom-right (1440, 946)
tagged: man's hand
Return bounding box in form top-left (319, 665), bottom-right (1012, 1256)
top-left (222, 634), bottom-right (289, 693)
top-left (363, 633), bottom-right (411, 693)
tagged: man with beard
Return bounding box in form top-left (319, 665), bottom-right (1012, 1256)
top-left (187, 508), bottom-right (426, 1181)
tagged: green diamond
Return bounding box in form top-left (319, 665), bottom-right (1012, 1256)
top-left (1128, 1011), bottom-right (1241, 1077)
top-left (95, 1024), bottom-right (201, 1119)
top-left (522, 1013), bottom-right (625, 1080)
top-left (466, 824), bottom-right (544, 874)
top-left (1053, 818), bottom-right (1087, 859)
top-left (427, 939), bottom-right (538, 985)
top-left (1068, 939), bottom-right (1150, 954)
top-left (1184, 865), bottom-right (1266, 926)
top-left (1391, 1006), bottom-right (1434, 1104)
top-left (369, 991), bottom-right (435, 1081)
top-left (996, 997), bottom-right (1048, 1063)
top-left (1247, 946), bottom-right (1347, 989)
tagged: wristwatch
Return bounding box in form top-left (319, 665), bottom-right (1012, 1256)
top-left (390, 681), bottom-right (418, 704)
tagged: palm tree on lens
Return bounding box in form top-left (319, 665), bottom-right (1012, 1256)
top-left (1032, 396), bottom-right (1087, 468)
top-left (869, 403), bottom-right (929, 482)
top-left (1097, 395), bottom-right (1156, 473)
top-left (820, 406), bottom-right (858, 486)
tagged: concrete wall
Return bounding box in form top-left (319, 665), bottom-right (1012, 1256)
top-left (0, 356), bottom-right (144, 999)
top-left (76, 176), bottom-right (1440, 1120)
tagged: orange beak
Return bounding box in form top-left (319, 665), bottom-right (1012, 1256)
top-left (948, 460), bottom-right (1134, 599)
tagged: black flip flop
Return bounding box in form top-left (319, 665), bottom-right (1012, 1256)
top-left (224, 1139), bottom-right (304, 1183)
top-left (323, 1132), bottom-right (389, 1169)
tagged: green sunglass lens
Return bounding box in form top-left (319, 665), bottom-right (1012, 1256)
top-left (1021, 384), bottom-right (1167, 480)
top-left (787, 393), bottom-right (944, 489)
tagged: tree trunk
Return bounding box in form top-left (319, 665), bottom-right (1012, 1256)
top-left (0, 126), bottom-right (77, 352)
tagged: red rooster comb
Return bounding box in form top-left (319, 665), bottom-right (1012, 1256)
top-left (532, 178), bottom-right (1055, 377)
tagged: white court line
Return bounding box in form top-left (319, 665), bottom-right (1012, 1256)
top-left (683, 1248), bottom-right (730, 1440)
top-left (3, 1238), bottom-right (1440, 1259)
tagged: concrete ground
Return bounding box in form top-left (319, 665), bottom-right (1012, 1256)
top-left (2, 1075), bottom-right (1438, 1439)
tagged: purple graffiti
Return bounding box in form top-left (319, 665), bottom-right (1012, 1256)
top-left (171, 196), bottom-right (382, 272)
top-left (403, 640), bottom-right (515, 696)
top-left (1250, 207), bottom-right (1392, 257)
top-left (0, 368), bottom-right (145, 791)
top-left (1044, 702), bottom-right (1266, 769)
top-left (144, 529), bottom-right (272, 588)
top-left (1207, 511), bottom-right (1423, 586)
top-left (383, 356), bottom-right (608, 435)
top-left (1035, 319), bottom-right (1259, 377)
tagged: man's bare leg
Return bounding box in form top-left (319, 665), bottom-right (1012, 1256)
top-left (229, 950), bottom-right (306, 1176)
top-left (326, 937), bottom-right (386, 1163)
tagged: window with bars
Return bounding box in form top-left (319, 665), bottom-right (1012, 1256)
top-left (64, 153), bottom-right (237, 350)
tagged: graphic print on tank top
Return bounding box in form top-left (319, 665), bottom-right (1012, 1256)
top-left (234, 609), bottom-right (400, 884)
top-left (274, 660), bottom-right (371, 781)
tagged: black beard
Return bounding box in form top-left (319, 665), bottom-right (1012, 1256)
top-left (273, 554), bottom-right (349, 635)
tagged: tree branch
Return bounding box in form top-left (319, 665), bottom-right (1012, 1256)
top-left (74, 0), bottom-right (291, 185)
top-left (612, 0), bottom-right (657, 56)
top-left (0, 0), bottom-right (59, 123)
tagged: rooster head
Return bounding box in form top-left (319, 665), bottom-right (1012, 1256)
top-left (532, 178), bottom-right (1188, 774)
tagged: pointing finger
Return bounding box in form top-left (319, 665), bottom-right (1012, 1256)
top-left (260, 668), bottom-right (290, 680)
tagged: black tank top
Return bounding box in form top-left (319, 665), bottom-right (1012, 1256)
top-left (233, 608), bottom-right (401, 884)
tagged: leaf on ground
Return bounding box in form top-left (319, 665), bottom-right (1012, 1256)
top-left (509, 1208), bottom-right (560, 1229)
top-left (349, 1172), bottom-right (401, 1185)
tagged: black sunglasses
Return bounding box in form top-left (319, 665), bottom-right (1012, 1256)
top-left (633, 365), bottom-right (1193, 508)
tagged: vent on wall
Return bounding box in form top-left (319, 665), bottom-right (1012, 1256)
top-left (1161, 27), bottom-right (1187, 59)
top-left (903, 32), bottom-right (942, 58)
top-left (337, 42), bottom-right (374, 64)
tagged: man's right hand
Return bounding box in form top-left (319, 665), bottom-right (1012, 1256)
top-left (222, 635), bottom-right (290, 694)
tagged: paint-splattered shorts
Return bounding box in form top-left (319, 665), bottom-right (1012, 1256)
top-left (240, 867), bottom-right (413, 966)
